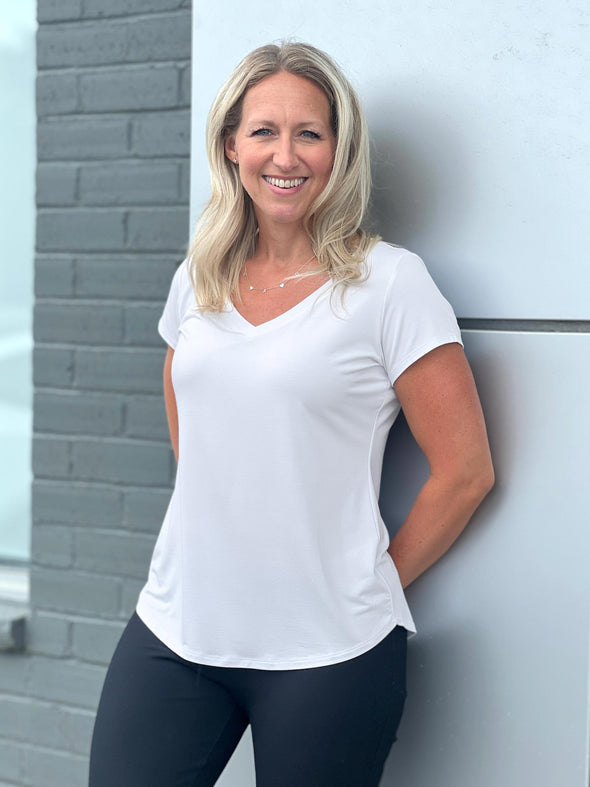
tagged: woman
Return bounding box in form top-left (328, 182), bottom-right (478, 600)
top-left (89, 42), bottom-right (494, 786)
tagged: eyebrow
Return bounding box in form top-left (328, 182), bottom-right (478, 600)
top-left (245, 119), bottom-right (326, 128)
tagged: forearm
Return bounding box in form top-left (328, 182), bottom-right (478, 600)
top-left (388, 470), bottom-right (493, 589)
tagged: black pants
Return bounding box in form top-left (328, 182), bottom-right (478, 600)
top-left (89, 613), bottom-right (407, 787)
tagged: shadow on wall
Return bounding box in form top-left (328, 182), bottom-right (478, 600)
top-left (366, 88), bottom-right (495, 316)
top-left (367, 88), bottom-right (473, 250)
top-left (383, 622), bottom-right (491, 784)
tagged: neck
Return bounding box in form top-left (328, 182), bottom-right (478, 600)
top-left (253, 221), bottom-right (315, 270)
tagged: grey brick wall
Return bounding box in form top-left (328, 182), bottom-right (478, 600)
top-left (0, 1), bottom-right (191, 783)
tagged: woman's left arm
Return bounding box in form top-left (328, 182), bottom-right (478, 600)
top-left (389, 342), bottom-right (495, 589)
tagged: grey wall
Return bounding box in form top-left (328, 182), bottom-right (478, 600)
top-left (191, 4), bottom-right (590, 787)
top-left (0, 1), bottom-right (190, 784)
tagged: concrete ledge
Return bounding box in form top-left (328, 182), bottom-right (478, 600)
top-left (0, 566), bottom-right (29, 652)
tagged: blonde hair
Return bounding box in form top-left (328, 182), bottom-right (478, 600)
top-left (187, 41), bottom-right (380, 310)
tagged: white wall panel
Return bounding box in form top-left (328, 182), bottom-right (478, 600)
top-left (192, 1), bottom-right (589, 319)
top-left (380, 331), bottom-right (590, 786)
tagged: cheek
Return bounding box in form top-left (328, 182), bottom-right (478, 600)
top-left (319, 153), bottom-right (335, 181)
top-left (239, 150), bottom-right (265, 176)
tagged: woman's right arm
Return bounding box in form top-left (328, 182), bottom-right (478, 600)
top-left (163, 346), bottom-right (179, 462)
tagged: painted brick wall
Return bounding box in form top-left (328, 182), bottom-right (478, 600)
top-left (0, 1), bottom-right (191, 783)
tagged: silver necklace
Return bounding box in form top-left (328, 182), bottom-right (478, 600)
top-left (242, 256), bottom-right (317, 294)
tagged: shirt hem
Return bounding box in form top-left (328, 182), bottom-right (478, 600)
top-left (388, 333), bottom-right (463, 385)
top-left (136, 602), bottom-right (415, 670)
top-left (157, 318), bottom-right (177, 349)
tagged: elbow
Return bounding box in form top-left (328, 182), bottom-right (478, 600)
top-left (466, 456), bottom-right (495, 505)
top-left (480, 464), bottom-right (495, 500)
top-left (440, 454), bottom-right (495, 506)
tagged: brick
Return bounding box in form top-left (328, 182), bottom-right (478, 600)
top-left (127, 13), bottom-right (191, 63)
top-left (31, 525), bottom-right (74, 569)
top-left (120, 579), bottom-right (144, 618)
top-left (25, 745), bottom-right (89, 787)
top-left (32, 480), bottom-right (123, 527)
top-left (36, 72), bottom-right (78, 116)
top-left (35, 256), bottom-right (75, 297)
top-left (0, 695), bottom-right (30, 741)
top-left (179, 158), bottom-right (190, 201)
top-left (80, 64), bottom-right (179, 112)
top-left (75, 256), bottom-right (178, 299)
top-left (72, 618), bottom-right (125, 664)
top-left (79, 161), bottom-right (179, 206)
top-left (34, 301), bottom-right (124, 344)
top-left (179, 63), bottom-right (191, 106)
top-left (127, 207), bottom-right (189, 251)
top-left (124, 303), bottom-right (162, 345)
top-left (71, 438), bottom-right (171, 484)
top-left (0, 739), bottom-right (22, 782)
top-left (33, 346), bottom-right (74, 387)
top-left (131, 109), bottom-right (190, 156)
top-left (0, 652), bottom-right (30, 694)
top-left (125, 395), bottom-right (168, 441)
top-left (124, 488), bottom-right (171, 532)
top-left (38, 300), bottom-right (124, 345)
top-left (75, 530), bottom-right (154, 580)
top-left (29, 655), bottom-right (106, 709)
top-left (37, 21), bottom-right (127, 69)
top-left (32, 436), bottom-right (70, 479)
top-left (38, 0), bottom-right (83, 22)
top-left (34, 391), bottom-right (124, 436)
top-left (29, 702), bottom-right (94, 756)
top-left (31, 567), bottom-right (120, 616)
top-left (37, 209), bottom-right (126, 252)
top-left (36, 163), bottom-right (78, 206)
top-left (27, 611), bottom-right (71, 657)
top-left (83, 0), bottom-right (187, 18)
top-left (74, 348), bottom-right (165, 393)
top-left (38, 116), bottom-right (129, 161)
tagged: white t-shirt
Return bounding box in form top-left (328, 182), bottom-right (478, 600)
top-left (136, 241), bottom-right (463, 669)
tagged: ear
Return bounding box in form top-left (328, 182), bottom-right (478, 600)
top-left (224, 134), bottom-right (238, 164)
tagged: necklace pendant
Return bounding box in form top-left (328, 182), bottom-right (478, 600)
top-left (249, 285), bottom-right (254, 291)
top-left (262, 288), bottom-right (267, 293)
top-left (279, 282), bottom-right (285, 288)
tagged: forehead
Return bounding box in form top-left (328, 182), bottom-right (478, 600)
top-left (241, 72), bottom-right (331, 120)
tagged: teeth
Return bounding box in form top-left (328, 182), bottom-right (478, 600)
top-left (264, 177), bottom-right (306, 189)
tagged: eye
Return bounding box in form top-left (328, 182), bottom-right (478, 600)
top-left (251, 127), bottom-right (273, 137)
top-left (301, 130), bottom-right (321, 139)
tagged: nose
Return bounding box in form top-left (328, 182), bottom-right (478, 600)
top-left (272, 135), bottom-right (298, 171)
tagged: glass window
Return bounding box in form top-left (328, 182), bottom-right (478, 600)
top-left (0, 0), bottom-right (36, 561)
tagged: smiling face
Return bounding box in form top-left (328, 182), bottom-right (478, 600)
top-left (224, 71), bottom-right (336, 233)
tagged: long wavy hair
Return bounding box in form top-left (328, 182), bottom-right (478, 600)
top-left (187, 41), bottom-right (380, 310)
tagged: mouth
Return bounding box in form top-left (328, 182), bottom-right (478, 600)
top-left (263, 176), bottom-right (307, 189)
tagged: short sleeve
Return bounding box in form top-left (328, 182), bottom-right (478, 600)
top-left (157, 259), bottom-right (194, 349)
top-left (380, 252), bottom-right (463, 385)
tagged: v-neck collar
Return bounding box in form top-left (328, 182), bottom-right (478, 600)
top-left (226, 278), bottom-right (333, 335)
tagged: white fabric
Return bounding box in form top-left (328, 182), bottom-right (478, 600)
top-left (136, 242), bottom-right (463, 669)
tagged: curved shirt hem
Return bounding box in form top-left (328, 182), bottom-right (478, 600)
top-left (136, 602), bottom-right (416, 670)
